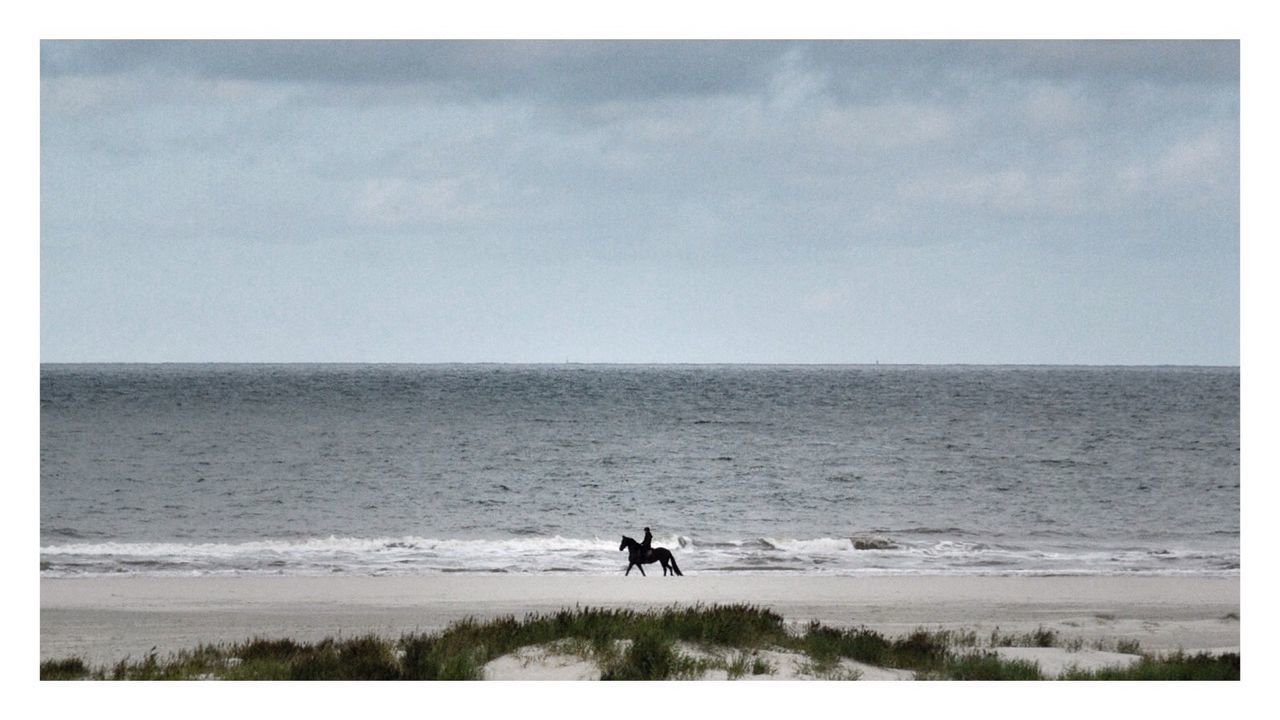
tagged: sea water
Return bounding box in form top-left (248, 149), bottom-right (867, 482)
top-left (40, 364), bottom-right (1239, 577)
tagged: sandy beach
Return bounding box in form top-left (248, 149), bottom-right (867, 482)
top-left (41, 574), bottom-right (1240, 673)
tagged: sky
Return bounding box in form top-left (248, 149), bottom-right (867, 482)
top-left (40, 39), bottom-right (1240, 365)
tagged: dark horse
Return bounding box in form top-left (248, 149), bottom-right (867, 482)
top-left (619, 535), bottom-right (683, 576)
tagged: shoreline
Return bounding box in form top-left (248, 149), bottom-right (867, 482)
top-left (41, 574), bottom-right (1240, 669)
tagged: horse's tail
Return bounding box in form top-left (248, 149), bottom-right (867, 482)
top-left (668, 554), bottom-right (683, 576)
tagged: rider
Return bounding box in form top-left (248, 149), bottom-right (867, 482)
top-left (641, 526), bottom-right (653, 561)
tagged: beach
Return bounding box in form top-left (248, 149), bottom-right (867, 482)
top-left (41, 574), bottom-right (1240, 674)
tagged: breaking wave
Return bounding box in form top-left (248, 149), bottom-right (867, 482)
top-left (40, 533), bottom-right (1240, 578)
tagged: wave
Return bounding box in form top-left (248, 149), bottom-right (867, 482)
top-left (757, 537), bottom-right (861, 553)
top-left (39, 534), bottom-right (1241, 579)
top-left (41, 535), bottom-right (612, 558)
top-left (46, 527), bottom-right (93, 539)
top-left (887, 526), bottom-right (978, 536)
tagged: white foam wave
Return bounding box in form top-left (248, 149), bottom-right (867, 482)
top-left (39, 534), bottom-right (1241, 578)
top-left (40, 535), bottom-right (609, 557)
top-left (757, 537), bottom-right (857, 553)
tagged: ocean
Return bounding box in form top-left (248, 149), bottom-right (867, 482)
top-left (40, 364), bottom-right (1239, 578)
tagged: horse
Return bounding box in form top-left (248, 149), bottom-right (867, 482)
top-left (619, 535), bottom-right (683, 576)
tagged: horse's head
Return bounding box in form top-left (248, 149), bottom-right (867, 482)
top-left (619, 536), bottom-right (633, 551)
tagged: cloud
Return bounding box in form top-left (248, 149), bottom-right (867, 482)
top-left (1117, 128), bottom-right (1237, 203)
top-left (1017, 83), bottom-right (1090, 130)
top-left (43, 40), bottom-right (1237, 103)
top-left (41, 40), bottom-right (784, 103)
top-left (352, 176), bottom-right (489, 228)
top-left (40, 40), bottom-right (1239, 363)
top-left (991, 40), bottom-right (1238, 84)
top-left (1150, 130), bottom-right (1233, 188)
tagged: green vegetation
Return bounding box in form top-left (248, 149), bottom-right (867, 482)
top-left (798, 622), bottom-right (958, 673)
top-left (599, 628), bottom-right (708, 680)
top-left (1115, 638), bottom-right (1143, 655)
top-left (722, 651), bottom-right (775, 679)
top-left (39, 658), bottom-right (88, 681)
top-left (990, 626), bottom-right (1059, 648)
top-left (922, 651), bottom-right (1045, 680)
top-left (1060, 651), bottom-right (1240, 681)
top-left (39, 604), bottom-right (1240, 681)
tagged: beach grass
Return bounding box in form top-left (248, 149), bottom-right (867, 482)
top-left (39, 603), bottom-right (1239, 681)
top-left (598, 628), bottom-right (710, 680)
top-left (39, 658), bottom-right (89, 681)
top-left (989, 626), bottom-right (1061, 648)
top-left (798, 622), bottom-right (955, 672)
top-left (722, 650), bottom-right (775, 679)
top-left (923, 652), bottom-right (1046, 680)
top-left (1058, 651), bottom-right (1240, 681)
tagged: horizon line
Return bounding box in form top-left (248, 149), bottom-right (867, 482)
top-left (38, 360), bottom-right (1242, 369)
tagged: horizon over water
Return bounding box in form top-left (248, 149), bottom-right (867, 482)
top-left (41, 363), bottom-right (1239, 578)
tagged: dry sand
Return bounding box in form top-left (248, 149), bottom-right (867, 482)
top-left (41, 574), bottom-right (1240, 676)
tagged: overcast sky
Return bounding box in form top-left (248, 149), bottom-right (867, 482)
top-left (40, 40), bottom-right (1239, 364)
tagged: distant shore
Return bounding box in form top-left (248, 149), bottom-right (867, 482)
top-left (41, 574), bottom-right (1239, 670)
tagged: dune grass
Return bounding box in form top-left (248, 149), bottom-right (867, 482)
top-left (1059, 651), bottom-right (1240, 681)
top-left (40, 603), bottom-right (1239, 681)
top-left (924, 652), bottom-right (1046, 680)
top-left (39, 658), bottom-right (89, 681)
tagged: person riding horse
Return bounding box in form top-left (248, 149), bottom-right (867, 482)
top-left (619, 532), bottom-right (682, 576)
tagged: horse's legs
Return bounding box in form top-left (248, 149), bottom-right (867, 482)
top-left (625, 563), bottom-right (632, 576)
top-left (638, 563), bottom-right (646, 576)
